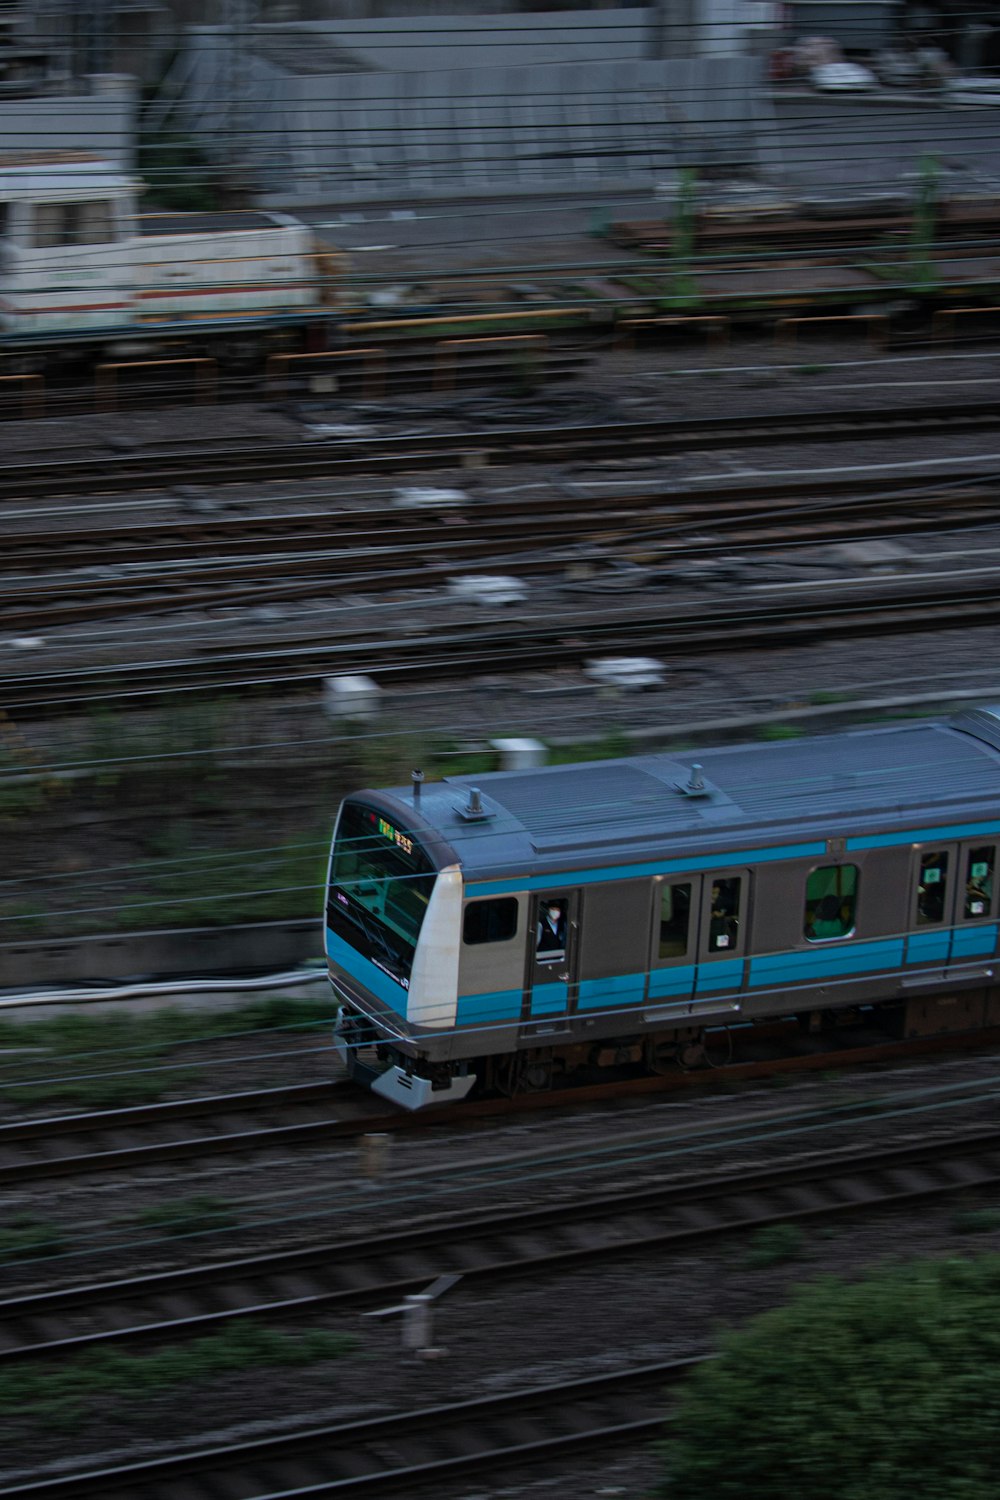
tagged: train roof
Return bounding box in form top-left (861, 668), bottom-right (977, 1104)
top-left (367, 709), bottom-right (1000, 881)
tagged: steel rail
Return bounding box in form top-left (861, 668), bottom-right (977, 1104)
top-left (5, 482), bottom-right (995, 631)
top-left (0, 1082), bottom-right (408, 1186)
top-left (2, 401), bottom-right (1000, 499)
top-left (5, 571), bottom-right (1000, 713)
top-left (5, 469), bottom-right (995, 566)
top-left (0, 1361), bottom-right (686, 1498)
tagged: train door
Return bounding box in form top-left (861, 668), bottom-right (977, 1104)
top-left (524, 891), bottom-right (580, 1019)
top-left (909, 841), bottom-right (1000, 967)
top-left (695, 869), bottom-right (750, 996)
top-left (648, 875), bottom-right (701, 1003)
top-left (908, 844), bottom-right (959, 967)
top-left (953, 841), bottom-right (999, 962)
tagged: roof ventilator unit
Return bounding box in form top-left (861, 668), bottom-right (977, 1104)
top-left (676, 763), bottom-right (711, 799)
top-left (457, 786), bottom-right (494, 822)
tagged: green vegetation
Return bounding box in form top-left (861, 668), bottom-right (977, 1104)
top-left (756, 723), bottom-right (805, 741)
top-left (2, 1320), bottom-right (357, 1431)
top-left (660, 1255), bottom-right (1000, 1499)
top-left (0, 1216), bottom-right (67, 1264)
top-left (744, 1223), bottom-right (805, 1268)
top-left (660, 168), bottom-right (701, 311)
top-left (132, 1195), bottom-right (240, 1237)
top-left (0, 997), bottom-right (335, 1109)
top-left (951, 1207), bottom-right (1000, 1235)
top-left (909, 153), bottom-right (940, 295)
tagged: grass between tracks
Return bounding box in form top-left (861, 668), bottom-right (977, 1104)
top-left (0, 702), bottom-right (637, 941)
top-left (1, 1320), bottom-right (358, 1431)
top-left (0, 996), bottom-right (336, 1109)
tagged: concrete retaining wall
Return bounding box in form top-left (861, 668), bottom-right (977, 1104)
top-left (0, 919), bottom-right (322, 991)
top-left (173, 21), bottom-right (771, 202)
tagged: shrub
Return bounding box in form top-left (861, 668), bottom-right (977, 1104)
top-left (660, 1255), bottom-right (1000, 1499)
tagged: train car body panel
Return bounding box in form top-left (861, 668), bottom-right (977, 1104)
top-left (0, 152), bottom-right (331, 345)
top-left (326, 711), bottom-right (1000, 1106)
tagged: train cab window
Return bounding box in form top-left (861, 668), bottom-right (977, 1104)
top-left (463, 898), bottom-right (518, 945)
top-left (535, 897), bottom-right (567, 964)
top-left (708, 877), bottom-right (741, 952)
top-left (32, 200), bottom-right (114, 248)
top-left (917, 852), bottom-right (949, 925)
top-left (963, 846), bottom-right (995, 920)
top-left (659, 882), bottom-right (692, 958)
top-left (804, 864), bottom-right (858, 941)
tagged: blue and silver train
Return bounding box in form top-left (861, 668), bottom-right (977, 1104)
top-left (327, 708), bottom-right (1000, 1108)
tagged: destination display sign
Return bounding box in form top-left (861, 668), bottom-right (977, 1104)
top-left (377, 816), bottom-right (414, 856)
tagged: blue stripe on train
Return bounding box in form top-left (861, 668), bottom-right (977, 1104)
top-left (463, 840), bottom-right (827, 900)
top-left (648, 965), bottom-right (697, 1000)
top-left (326, 926), bottom-right (408, 1014)
top-left (578, 973), bottom-right (646, 1009)
top-left (906, 931), bottom-right (951, 965)
top-left (464, 820), bottom-right (1000, 902)
top-left (455, 989), bottom-right (522, 1025)
top-left (952, 924), bottom-right (998, 959)
top-left (849, 820), bottom-right (1000, 850)
top-left (532, 982), bottom-right (569, 1016)
top-left (749, 937), bottom-right (904, 986)
top-left (696, 959), bottom-right (744, 993)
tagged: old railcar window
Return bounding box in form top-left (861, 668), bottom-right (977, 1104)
top-left (708, 877), bottom-right (740, 952)
top-left (805, 864), bottom-right (858, 941)
top-left (963, 846), bottom-right (995, 920)
top-left (464, 898), bottom-right (518, 945)
top-left (33, 200), bottom-right (114, 248)
top-left (917, 852), bottom-right (949, 925)
top-left (659, 882), bottom-right (692, 958)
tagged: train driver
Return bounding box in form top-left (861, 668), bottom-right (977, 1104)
top-left (536, 901), bottom-right (567, 962)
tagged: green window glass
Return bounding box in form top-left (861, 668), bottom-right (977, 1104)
top-left (916, 852), bottom-right (949, 926)
top-left (805, 865), bottom-right (858, 941)
top-left (963, 846), bottom-right (995, 920)
top-left (708, 877), bottom-right (741, 953)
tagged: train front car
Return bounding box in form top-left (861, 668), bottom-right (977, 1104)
top-left (327, 710), bottom-right (1000, 1111)
top-left (326, 790), bottom-right (478, 1109)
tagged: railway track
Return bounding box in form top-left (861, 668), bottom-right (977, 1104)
top-left (2, 1126), bottom-right (998, 1368)
top-left (0, 1082), bottom-right (413, 1186)
top-left (0, 1360), bottom-right (683, 1498)
top-left (4, 472), bottom-right (997, 631)
top-left (6, 569), bottom-right (1000, 713)
top-left (3, 400), bottom-right (1000, 501)
top-left (4, 1013), bottom-right (998, 1187)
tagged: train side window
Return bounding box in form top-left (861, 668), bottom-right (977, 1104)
top-left (708, 877), bottom-right (741, 952)
top-left (32, 200), bottom-right (114, 248)
top-left (659, 882), bottom-right (692, 958)
top-left (963, 846), bottom-right (995, 920)
top-left (463, 898), bottom-right (518, 945)
top-left (804, 864), bottom-right (858, 941)
top-left (535, 897), bottom-right (568, 963)
top-left (917, 851), bottom-right (949, 925)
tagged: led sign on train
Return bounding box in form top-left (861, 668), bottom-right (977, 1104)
top-left (378, 817), bottom-right (413, 855)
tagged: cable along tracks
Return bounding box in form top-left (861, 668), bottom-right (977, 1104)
top-left (3, 470), bottom-right (998, 632)
top-left (3, 1128), bottom-right (1000, 1496)
top-left (3, 399), bottom-right (1000, 500)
